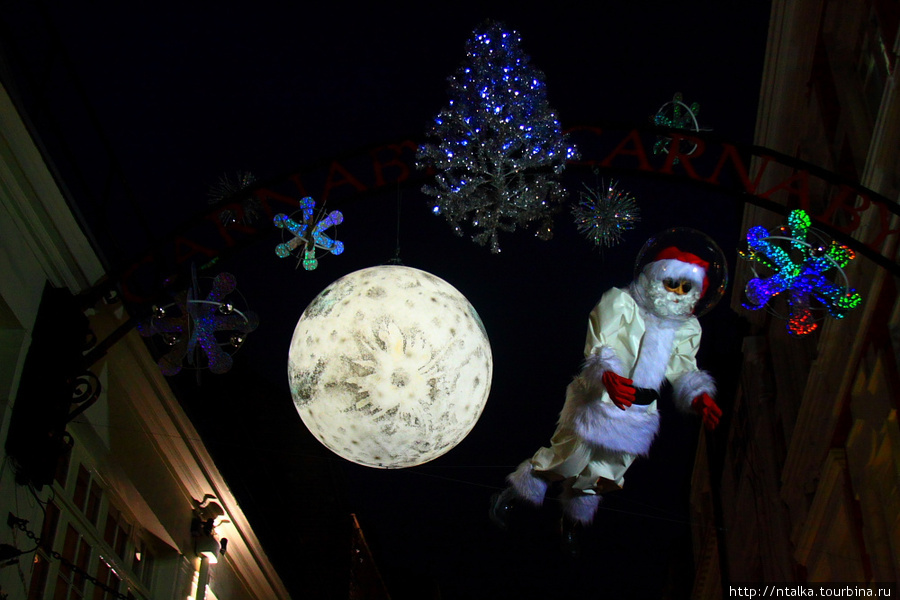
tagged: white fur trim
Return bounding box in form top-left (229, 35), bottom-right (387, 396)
top-left (562, 494), bottom-right (601, 525)
top-left (630, 311), bottom-right (679, 389)
top-left (672, 369), bottom-right (716, 412)
top-left (560, 379), bottom-right (660, 456)
top-left (643, 258), bottom-right (706, 289)
top-left (506, 460), bottom-right (549, 506)
top-left (581, 346), bottom-right (625, 382)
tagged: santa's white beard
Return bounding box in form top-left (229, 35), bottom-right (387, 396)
top-left (642, 277), bottom-right (700, 318)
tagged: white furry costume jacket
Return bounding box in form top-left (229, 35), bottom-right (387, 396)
top-left (525, 285), bottom-right (715, 494)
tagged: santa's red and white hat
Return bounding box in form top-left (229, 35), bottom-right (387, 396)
top-left (642, 246), bottom-right (709, 297)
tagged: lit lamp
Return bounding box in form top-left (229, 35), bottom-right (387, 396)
top-left (287, 265), bottom-right (493, 468)
top-left (194, 534), bottom-right (220, 564)
top-left (191, 496), bottom-right (228, 564)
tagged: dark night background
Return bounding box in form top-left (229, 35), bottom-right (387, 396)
top-left (1, 3), bottom-right (772, 598)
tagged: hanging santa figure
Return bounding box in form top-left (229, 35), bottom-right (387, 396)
top-left (491, 228), bottom-right (728, 547)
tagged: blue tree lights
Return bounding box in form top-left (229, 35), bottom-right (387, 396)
top-left (417, 21), bottom-right (577, 253)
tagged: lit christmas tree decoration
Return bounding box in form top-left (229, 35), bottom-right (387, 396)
top-left (740, 209), bottom-right (861, 336)
top-left (417, 21), bottom-right (578, 253)
top-left (137, 271), bottom-right (259, 375)
top-left (274, 197), bottom-right (344, 270)
top-left (571, 181), bottom-right (641, 249)
top-left (652, 93), bottom-right (704, 160)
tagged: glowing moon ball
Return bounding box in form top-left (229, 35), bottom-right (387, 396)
top-left (288, 265), bottom-right (493, 468)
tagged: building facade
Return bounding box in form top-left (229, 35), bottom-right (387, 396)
top-left (691, 0), bottom-right (900, 594)
top-left (0, 80), bottom-right (290, 599)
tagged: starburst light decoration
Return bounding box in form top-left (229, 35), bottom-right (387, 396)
top-left (571, 181), bottom-right (640, 249)
top-left (417, 21), bottom-right (578, 253)
top-left (137, 272), bottom-right (259, 375)
top-left (740, 209), bottom-right (861, 336)
top-left (652, 93), bottom-right (704, 159)
top-left (274, 197), bottom-right (344, 270)
top-left (208, 171), bottom-right (262, 226)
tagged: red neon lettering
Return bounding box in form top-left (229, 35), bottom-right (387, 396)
top-left (758, 169), bottom-right (812, 209)
top-left (659, 134), bottom-right (706, 180)
top-left (600, 130), bottom-right (652, 171)
top-left (173, 236), bottom-right (217, 265)
top-left (119, 253), bottom-right (156, 304)
top-left (206, 206), bottom-right (258, 247)
top-left (706, 143), bottom-right (754, 190)
top-left (322, 160), bottom-right (367, 201)
top-left (821, 185), bottom-right (869, 233)
top-left (372, 141), bottom-right (416, 187)
top-left (869, 202), bottom-right (900, 250)
top-left (255, 186), bottom-right (304, 216)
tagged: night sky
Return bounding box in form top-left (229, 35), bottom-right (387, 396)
top-left (1, 3), bottom-right (771, 598)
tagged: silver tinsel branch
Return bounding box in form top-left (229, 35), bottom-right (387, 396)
top-left (417, 21), bottom-right (578, 253)
top-left (572, 182), bottom-right (640, 249)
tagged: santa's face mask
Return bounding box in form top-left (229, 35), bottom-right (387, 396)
top-left (638, 272), bottom-right (702, 318)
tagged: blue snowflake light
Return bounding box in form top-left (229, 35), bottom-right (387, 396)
top-left (740, 209), bottom-right (861, 336)
top-left (137, 272), bottom-right (259, 375)
top-left (417, 21), bottom-right (578, 253)
top-left (274, 197), bottom-right (344, 270)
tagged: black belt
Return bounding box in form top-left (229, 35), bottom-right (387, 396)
top-left (632, 387), bottom-right (660, 406)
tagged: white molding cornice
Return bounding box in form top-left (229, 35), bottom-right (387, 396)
top-left (111, 323), bottom-right (291, 599)
top-left (0, 81), bottom-right (104, 293)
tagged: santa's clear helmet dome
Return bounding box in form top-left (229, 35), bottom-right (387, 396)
top-left (634, 228), bottom-right (728, 317)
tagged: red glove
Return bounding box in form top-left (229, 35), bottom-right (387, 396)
top-left (691, 393), bottom-right (722, 430)
top-left (602, 371), bottom-right (636, 410)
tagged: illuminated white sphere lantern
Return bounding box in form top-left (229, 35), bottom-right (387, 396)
top-left (287, 265), bottom-right (493, 468)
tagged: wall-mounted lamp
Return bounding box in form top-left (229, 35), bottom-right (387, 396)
top-left (191, 517), bottom-right (223, 563)
top-left (194, 534), bottom-right (220, 564)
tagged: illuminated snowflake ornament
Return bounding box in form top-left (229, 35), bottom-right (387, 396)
top-left (274, 197), bottom-right (344, 270)
top-left (652, 93), bottom-right (705, 160)
top-left (571, 181), bottom-right (640, 249)
top-left (137, 272), bottom-right (259, 375)
top-left (417, 21), bottom-right (578, 253)
top-left (740, 209), bottom-right (862, 336)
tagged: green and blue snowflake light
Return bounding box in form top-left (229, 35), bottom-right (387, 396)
top-left (740, 209), bottom-right (861, 336)
top-left (274, 197), bottom-right (344, 270)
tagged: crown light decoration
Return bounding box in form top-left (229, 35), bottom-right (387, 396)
top-left (417, 21), bottom-right (578, 253)
top-left (274, 197), bottom-right (344, 270)
top-left (740, 209), bottom-right (861, 336)
top-left (137, 271), bottom-right (259, 375)
top-left (652, 93), bottom-right (704, 160)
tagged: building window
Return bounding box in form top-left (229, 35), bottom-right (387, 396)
top-left (54, 442), bottom-right (72, 488)
top-left (28, 501), bottom-right (60, 600)
top-left (55, 524), bottom-right (93, 600)
top-left (27, 452), bottom-right (155, 600)
top-left (71, 464), bottom-right (102, 526)
top-left (103, 505), bottom-right (131, 561)
top-left (93, 558), bottom-right (122, 600)
top-left (131, 538), bottom-right (155, 590)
